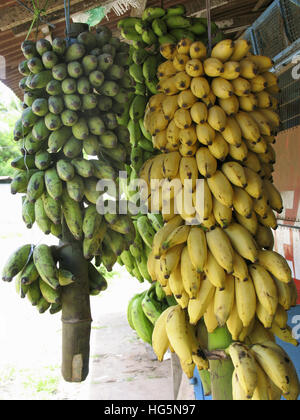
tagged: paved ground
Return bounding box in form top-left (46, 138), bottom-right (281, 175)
top-left (0, 183), bottom-right (188, 400)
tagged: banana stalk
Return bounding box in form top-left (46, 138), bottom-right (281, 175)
top-left (208, 326), bottom-right (234, 400)
top-left (60, 219), bottom-right (92, 383)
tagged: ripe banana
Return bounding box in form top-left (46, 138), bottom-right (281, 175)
top-left (214, 274), bottom-right (235, 326)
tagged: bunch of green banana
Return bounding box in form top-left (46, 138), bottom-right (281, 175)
top-left (4, 242), bottom-right (109, 314)
top-left (127, 281), bottom-right (170, 344)
top-left (11, 25), bottom-right (144, 278)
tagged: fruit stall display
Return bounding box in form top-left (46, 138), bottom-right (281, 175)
top-left (1, 3), bottom-right (299, 400)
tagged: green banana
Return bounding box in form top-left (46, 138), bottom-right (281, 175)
top-left (71, 158), bottom-right (94, 178)
top-left (118, 17), bottom-right (141, 30)
top-left (35, 197), bottom-right (52, 235)
top-left (56, 159), bottom-right (75, 182)
top-left (58, 268), bottom-right (76, 286)
top-left (141, 285), bottom-right (164, 324)
top-left (35, 150), bottom-right (52, 170)
top-left (142, 28), bottom-right (158, 45)
top-left (138, 138), bottom-right (154, 152)
top-left (39, 278), bottom-right (61, 304)
top-left (22, 197), bottom-right (35, 228)
top-left (136, 251), bottom-right (152, 283)
top-left (109, 215), bottom-right (134, 235)
top-left (2, 244), bottom-right (34, 282)
top-left (127, 293), bottom-right (141, 330)
top-left (63, 136), bottom-right (83, 159)
top-left (88, 263), bottom-right (107, 292)
top-left (42, 192), bottom-right (61, 225)
top-left (166, 4), bottom-right (186, 16)
top-left (27, 280), bottom-right (42, 306)
top-left (120, 249), bottom-right (135, 271)
top-left (26, 171), bottom-right (45, 203)
top-left (48, 126), bottom-right (72, 153)
top-left (139, 118), bottom-right (152, 141)
top-left (128, 119), bottom-right (142, 146)
top-left (50, 302), bottom-right (62, 314)
top-left (83, 205), bottom-right (103, 239)
top-left (129, 63), bottom-right (144, 84)
top-left (84, 177), bottom-right (101, 204)
top-left (11, 154), bottom-right (36, 171)
top-left (44, 167), bottom-right (63, 201)
top-left (33, 244), bottom-right (59, 290)
top-left (11, 170), bottom-right (31, 195)
top-left (50, 223), bottom-right (62, 239)
top-left (145, 79), bottom-right (159, 95)
top-left (136, 215), bottom-right (156, 248)
top-left (60, 189), bottom-right (83, 241)
top-left (36, 296), bottom-right (51, 313)
top-left (129, 95), bottom-right (148, 121)
top-left (66, 175), bottom-right (85, 202)
top-left (155, 281), bottom-right (166, 302)
top-left (165, 16), bottom-right (190, 29)
top-left (147, 213), bottom-right (164, 232)
top-left (130, 292), bottom-right (154, 344)
top-left (142, 7), bottom-right (165, 22)
top-left (152, 18), bottom-right (167, 37)
top-left (101, 242), bottom-right (117, 272)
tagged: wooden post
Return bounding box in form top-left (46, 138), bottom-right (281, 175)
top-left (60, 221), bottom-right (92, 382)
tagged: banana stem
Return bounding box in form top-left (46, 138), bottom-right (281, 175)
top-left (199, 370), bottom-right (212, 396)
top-left (60, 220), bottom-right (92, 382)
top-left (208, 326), bottom-right (234, 400)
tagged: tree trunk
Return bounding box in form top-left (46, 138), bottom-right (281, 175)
top-left (208, 326), bottom-right (234, 400)
top-left (60, 221), bottom-right (92, 382)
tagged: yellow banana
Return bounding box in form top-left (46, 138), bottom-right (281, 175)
top-left (231, 77), bottom-right (251, 97)
top-left (204, 295), bottom-right (218, 333)
top-left (235, 111), bottom-right (261, 143)
top-left (239, 94), bottom-right (258, 112)
top-left (247, 319), bottom-right (275, 344)
top-left (178, 126), bottom-right (198, 146)
top-left (226, 300), bottom-right (244, 340)
top-left (188, 276), bottom-right (215, 325)
top-left (244, 167), bottom-right (263, 199)
top-left (229, 141), bottom-right (248, 162)
top-left (181, 246), bottom-right (201, 299)
top-left (166, 119), bottom-right (181, 146)
top-left (247, 55), bottom-right (273, 73)
top-left (162, 151), bottom-right (181, 180)
top-left (251, 75), bottom-right (267, 93)
top-left (174, 71), bottom-right (191, 91)
top-left (253, 193), bottom-right (269, 218)
top-left (162, 225), bottom-right (190, 252)
top-left (228, 342), bottom-right (258, 399)
top-left (202, 90), bottom-right (217, 108)
top-left (148, 93), bottom-right (165, 112)
top-left (190, 76), bottom-right (211, 99)
top-left (235, 276), bottom-right (257, 327)
top-left (222, 161), bottom-right (247, 188)
top-left (190, 102), bottom-right (208, 124)
top-left (232, 250), bottom-right (249, 281)
top-left (258, 206), bottom-right (278, 230)
top-left (230, 39), bottom-right (251, 61)
top-left (152, 215), bottom-right (183, 258)
top-left (255, 224), bottom-right (274, 250)
top-left (196, 122), bottom-right (216, 146)
top-left (187, 226), bottom-right (208, 274)
top-left (174, 108), bottom-right (192, 130)
top-left (249, 110), bottom-right (272, 136)
top-left (207, 170), bottom-right (234, 208)
top-left (249, 264), bottom-right (278, 316)
top-left (174, 290), bottom-right (190, 310)
top-left (213, 196), bottom-right (233, 228)
top-left (270, 322), bottom-right (298, 347)
top-left (222, 116), bottom-right (242, 146)
top-left (173, 53), bottom-right (190, 72)
top-left (251, 341), bottom-right (290, 395)
top-left (152, 306), bottom-right (176, 361)
top-left (261, 71), bottom-right (278, 88)
top-left (243, 150), bottom-right (262, 173)
top-left (263, 179), bottom-right (283, 213)
top-left (192, 178), bottom-right (213, 221)
top-left (214, 274), bottom-right (235, 326)
top-left (239, 59), bottom-right (259, 79)
top-left (160, 43), bottom-right (176, 60)
top-left (162, 95), bottom-right (179, 121)
top-left (206, 227), bottom-right (234, 274)
top-left (273, 304), bottom-right (288, 329)
top-left (165, 304), bottom-right (193, 364)
top-left (257, 250), bottom-right (292, 284)
top-left (211, 77), bottom-right (234, 99)
top-left (147, 249), bottom-right (157, 282)
top-left (222, 61), bottom-right (241, 80)
top-left (235, 211), bottom-right (258, 236)
top-left (232, 369), bottom-right (251, 400)
top-left (177, 89), bottom-right (197, 110)
top-left (157, 76), bottom-right (179, 96)
top-left (207, 105), bottom-right (227, 132)
top-left (189, 41), bottom-right (207, 60)
top-left (224, 222), bottom-right (258, 263)
top-left (195, 147), bottom-right (217, 179)
top-left (160, 244), bottom-right (184, 279)
top-left (211, 39), bottom-right (235, 62)
top-left (157, 60), bottom-right (177, 80)
top-left (204, 250), bottom-right (226, 289)
top-left (168, 262), bottom-right (185, 298)
top-left (259, 108), bottom-right (280, 130)
top-left (185, 58), bottom-right (204, 77)
top-left (219, 95), bottom-right (240, 116)
top-left (203, 57), bottom-right (224, 77)
top-left (233, 186), bottom-right (253, 218)
top-left (256, 90), bottom-right (272, 108)
top-left (179, 156), bottom-right (199, 192)
top-left (208, 132), bottom-right (229, 161)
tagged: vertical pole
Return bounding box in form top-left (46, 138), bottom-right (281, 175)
top-left (60, 221), bottom-right (92, 382)
top-left (208, 326), bottom-right (234, 400)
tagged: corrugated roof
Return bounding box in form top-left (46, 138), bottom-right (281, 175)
top-left (0, 0), bottom-right (273, 100)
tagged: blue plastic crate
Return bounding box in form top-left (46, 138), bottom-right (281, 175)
top-left (281, 0), bottom-right (300, 42)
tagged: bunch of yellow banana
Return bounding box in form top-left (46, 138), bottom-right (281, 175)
top-left (138, 36), bottom-right (299, 399)
top-left (228, 340), bottom-right (300, 400)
